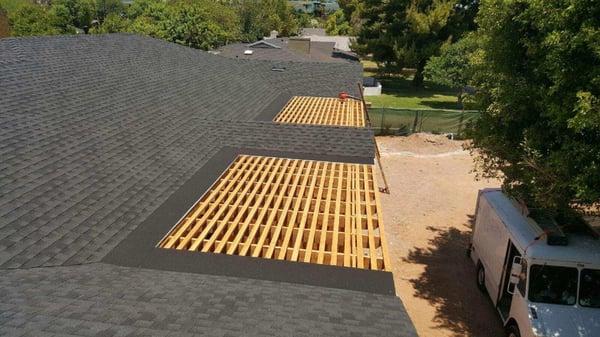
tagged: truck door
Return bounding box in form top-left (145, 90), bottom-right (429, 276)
top-left (497, 241), bottom-right (521, 321)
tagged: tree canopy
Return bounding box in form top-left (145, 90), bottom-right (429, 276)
top-left (8, 3), bottom-right (59, 36)
top-left (355, 0), bottom-right (477, 87)
top-left (2, 0), bottom-right (301, 50)
top-left (467, 0), bottom-right (600, 212)
top-left (337, 0), bottom-right (364, 34)
top-left (324, 9), bottom-right (352, 36)
top-left (356, 0), bottom-right (478, 86)
top-left (424, 34), bottom-right (476, 89)
top-left (236, 0), bottom-right (298, 42)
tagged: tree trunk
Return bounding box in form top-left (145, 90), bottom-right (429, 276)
top-left (412, 60), bottom-right (426, 87)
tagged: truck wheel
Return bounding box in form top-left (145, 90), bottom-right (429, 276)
top-left (506, 323), bottom-right (521, 337)
top-left (476, 262), bottom-right (486, 292)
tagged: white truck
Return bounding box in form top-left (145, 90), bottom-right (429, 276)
top-left (469, 189), bottom-right (600, 337)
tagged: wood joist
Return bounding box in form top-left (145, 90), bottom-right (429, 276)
top-left (274, 96), bottom-right (366, 127)
top-left (159, 155), bottom-right (390, 271)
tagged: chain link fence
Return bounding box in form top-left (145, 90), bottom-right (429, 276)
top-left (368, 107), bottom-right (480, 136)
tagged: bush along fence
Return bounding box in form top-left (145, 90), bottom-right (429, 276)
top-left (368, 107), bottom-right (480, 136)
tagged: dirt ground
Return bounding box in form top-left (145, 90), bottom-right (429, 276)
top-left (375, 134), bottom-right (505, 337)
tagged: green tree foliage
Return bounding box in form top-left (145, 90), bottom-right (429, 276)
top-left (92, 11), bottom-right (129, 33)
top-left (163, 1), bottom-right (239, 50)
top-left (294, 12), bottom-right (319, 30)
top-left (424, 32), bottom-right (478, 104)
top-left (8, 3), bottom-right (59, 36)
top-left (95, 0), bottom-right (123, 23)
top-left (2, 0), bottom-right (300, 50)
top-left (356, 0), bottom-right (473, 87)
top-left (127, 0), bottom-right (168, 38)
top-left (236, 0), bottom-right (299, 41)
top-left (0, 5), bottom-right (10, 38)
top-left (467, 0), bottom-right (600, 212)
top-left (49, 0), bottom-right (95, 33)
top-left (337, 0), bottom-right (363, 33)
top-left (324, 9), bottom-right (352, 36)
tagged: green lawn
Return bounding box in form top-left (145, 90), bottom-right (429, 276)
top-left (362, 60), bottom-right (464, 110)
top-left (367, 91), bottom-right (462, 110)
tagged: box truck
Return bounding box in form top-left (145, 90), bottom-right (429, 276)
top-left (469, 189), bottom-right (600, 337)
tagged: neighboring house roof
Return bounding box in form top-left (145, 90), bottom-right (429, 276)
top-left (247, 39), bottom-right (282, 49)
top-left (218, 37), bottom-right (358, 63)
top-left (289, 0), bottom-right (340, 13)
top-left (300, 27), bottom-right (327, 36)
top-left (0, 34), bottom-right (416, 336)
top-left (304, 35), bottom-right (355, 52)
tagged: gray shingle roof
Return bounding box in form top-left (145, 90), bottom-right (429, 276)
top-left (218, 37), bottom-right (357, 63)
top-left (0, 263), bottom-right (416, 337)
top-left (0, 33), bottom-right (415, 336)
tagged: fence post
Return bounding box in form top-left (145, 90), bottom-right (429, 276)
top-left (411, 110), bottom-right (419, 134)
top-left (457, 110), bottom-right (465, 135)
top-left (381, 107), bottom-right (385, 133)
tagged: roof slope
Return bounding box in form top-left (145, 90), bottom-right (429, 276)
top-left (0, 264), bottom-right (416, 337)
top-left (0, 34), bottom-right (368, 269)
top-left (218, 37), bottom-right (356, 63)
top-left (0, 34), bottom-right (415, 336)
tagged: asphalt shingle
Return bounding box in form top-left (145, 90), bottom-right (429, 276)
top-left (0, 34), bottom-right (369, 268)
top-left (0, 34), bottom-right (415, 336)
top-left (0, 263), bottom-right (416, 337)
top-left (218, 38), bottom-right (357, 63)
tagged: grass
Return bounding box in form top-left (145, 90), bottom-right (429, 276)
top-left (362, 60), bottom-right (464, 110)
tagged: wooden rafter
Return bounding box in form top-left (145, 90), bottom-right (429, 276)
top-left (274, 96), bottom-right (366, 127)
top-left (159, 155), bottom-right (390, 271)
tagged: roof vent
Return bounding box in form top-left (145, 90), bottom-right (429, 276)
top-left (244, 50), bottom-right (253, 55)
top-left (271, 66), bottom-right (286, 72)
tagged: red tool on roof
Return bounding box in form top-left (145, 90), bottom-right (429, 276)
top-left (338, 92), bottom-right (360, 102)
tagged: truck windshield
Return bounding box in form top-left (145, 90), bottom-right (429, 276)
top-left (528, 265), bottom-right (578, 305)
top-left (579, 269), bottom-right (600, 308)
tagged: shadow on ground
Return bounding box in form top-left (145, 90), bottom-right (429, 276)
top-left (419, 100), bottom-right (463, 110)
top-left (404, 216), bottom-right (505, 337)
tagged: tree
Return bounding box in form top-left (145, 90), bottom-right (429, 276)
top-left (337, 0), bottom-right (363, 33)
top-left (424, 32), bottom-right (478, 102)
top-left (237, 0), bottom-right (298, 41)
top-left (0, 5), bottom-right (10, 38)
top-left (163, 1), bottom-right (239, 50)
top-left (356, 0), bottom-right (472, 87)
top-left (49, 0), bottom-right (95, 33)
top-left (3, 0), bottom-right (297, 51)
top-left (237, 0), bottom-right (266, 41)
top-left (467, 0), bottom-right (600, 213)
top-left (9, 3), bottom-right (58, 36)
top-left (325, 9), bottom-right (352, 36)
top-left (294, 11), bottom-right (318, 30)
top-left (95, 0), bottom-right (123, 23)
top-left (92, 11), bottom-right (129, 33)
top-left (127, 0), bottom-right (168, 38)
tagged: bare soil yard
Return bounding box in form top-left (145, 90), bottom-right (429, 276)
top-left (375, 134), bottom-right (505, 337)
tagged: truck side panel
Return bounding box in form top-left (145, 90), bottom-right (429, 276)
top-left (472, 194), bottom-right (510, 306)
